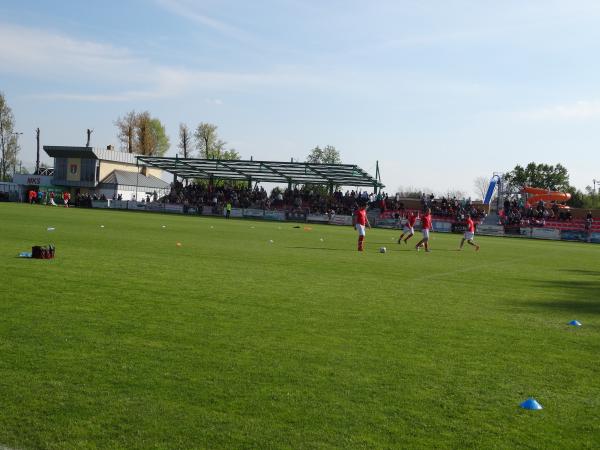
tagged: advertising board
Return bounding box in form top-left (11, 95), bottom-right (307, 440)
top-left (329, 215), bottom-right (353, 226)
top-left (264, 210), bottom-right (286, 221)
top-left (531, 227), bottom-right (561, 240)
top-left (477, 224), bottom-right (505, 236)
top-left (244, 208), bottom-right (265, 218)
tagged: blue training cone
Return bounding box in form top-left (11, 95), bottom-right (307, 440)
top-left (568, 320), bottom-right (582, 327)
top-left (520, 398), bottom-right (543, 410)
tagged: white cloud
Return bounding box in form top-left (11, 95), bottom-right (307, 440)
top-left (154, 0), bottom-right (253, 42)
top-left (0, 22), bottom-right (329, 102)
top-left (0, 23), bottom-right (142, 80)
top-left (519, 100), bottom-right (600, 120)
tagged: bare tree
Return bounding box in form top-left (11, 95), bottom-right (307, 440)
top-left (396, 186), bottom-right (431, 198)
top-left (445, 189), bottom-right (467, 199)
top-left (115, 110), bottom-right (137, 153)
top-left (474, 176), bottom-right (489, 201)
top-left (178, 123), bottom-right (192, 158)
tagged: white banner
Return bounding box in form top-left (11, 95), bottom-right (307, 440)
top-left (307, 213), bottom-right (330, 223)
top-left (164, 204), bottom-right (184, 213)
top-left (477, 224), bottom-right (505, 236)
top-left (531, 227), bottom-right (561, 240)
top-left (329, 215), bottom-right (353, 226)
top-left (229, 208), bottom-right (244, 218)
top-left (264, 210), bottom-right (286, 221)
top-left (432, 220), bottom-right (452, 233)
top-left (13, 174), bottom-right (54, 186)
top-left (243, 208), bottom-right (264, 218)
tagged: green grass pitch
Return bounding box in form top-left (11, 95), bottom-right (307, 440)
top-left (1, 203), bottom-right (599, 449)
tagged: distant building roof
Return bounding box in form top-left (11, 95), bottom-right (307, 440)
top-left (44, 146), bottom-right (141, 165)
top-left (98, 170), bottom-right (170, 189)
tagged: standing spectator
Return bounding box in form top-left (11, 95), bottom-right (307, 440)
top-left (585, 211), bottom-right (593, 242)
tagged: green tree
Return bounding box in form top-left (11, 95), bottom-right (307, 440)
top-left (0, 92), bottom-right (19, 181)
top-left (504, 162), bottom-right (570, 192)
top-left (306, 145), bottom-right (341, 164)
top-left (149, 118), bottom-right (170, 156)
top-left (194, 122), bottom-right (239, 160)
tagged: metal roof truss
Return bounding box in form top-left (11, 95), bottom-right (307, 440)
top-left (136, 156), bottom-right (384, 188)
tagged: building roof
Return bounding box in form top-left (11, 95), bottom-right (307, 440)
top-left (98, 170), bottom-right (170, 189)
top-left (44, 146), bottom-right (141, 165)
top-left (136, 156), bottom-right (384, 188)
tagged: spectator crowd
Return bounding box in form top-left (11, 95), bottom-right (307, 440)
top-left (500, 197), bottom-right (573, 227)
top-left (164, 181), bottom-right (487, 219)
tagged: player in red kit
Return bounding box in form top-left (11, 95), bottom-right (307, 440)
top-left (353, 203), bottom-right (371, 251)
top-left (415, 208), bottom-right (433, 252)
top-left (459, 214), bottom-right (480, 251)
top-left (398, 210), bottom-right (417, 244)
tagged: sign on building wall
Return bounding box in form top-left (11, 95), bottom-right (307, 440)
top-left (67, 158), bottom-right (81, 182)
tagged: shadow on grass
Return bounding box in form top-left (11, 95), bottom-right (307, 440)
top-left (516, 270), bottom-right (600, 314)
top-left (562, 269), bottom-right (600, 276)
top-left (285, 246), bottom-right (354, 252)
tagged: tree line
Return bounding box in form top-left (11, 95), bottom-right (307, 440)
top-left (114, 112), bottom-right (241, 161)
top-left (473, 162), bottom-right (598, 208)
top-left (114, 110), bottom-right (343, 165)
top-left (0, 92), bottom-right (22, 181)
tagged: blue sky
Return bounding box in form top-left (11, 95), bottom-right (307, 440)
top-left (2, 0), bottom-right (600, 197)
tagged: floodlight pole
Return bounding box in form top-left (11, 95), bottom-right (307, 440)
top-left (135, 158), bottom-right (139, 203)
top-left (174, 154), bottom-right (178, 183)
top-left (374, 160), bottom-right (381, 194)
top-left (36, 128), bottom-right (40, 174)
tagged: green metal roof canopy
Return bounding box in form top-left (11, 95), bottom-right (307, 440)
top-left (137, 156), bottom-right (384, 188)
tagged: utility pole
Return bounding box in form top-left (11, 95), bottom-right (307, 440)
top-left (36, 127), bottom-right (40, 174)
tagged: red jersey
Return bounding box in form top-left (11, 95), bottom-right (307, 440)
top-left (355, 209), bottom-right (367, 226)
top-left (421, 213), bottom-right (432, 230)
top-left (407, 213), bottom-right (417, 227)
top-left (466, 218), bottom-right (475, 233)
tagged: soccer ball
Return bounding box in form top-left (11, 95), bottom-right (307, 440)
top-left (379, 247), bottom-right (387, 253)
